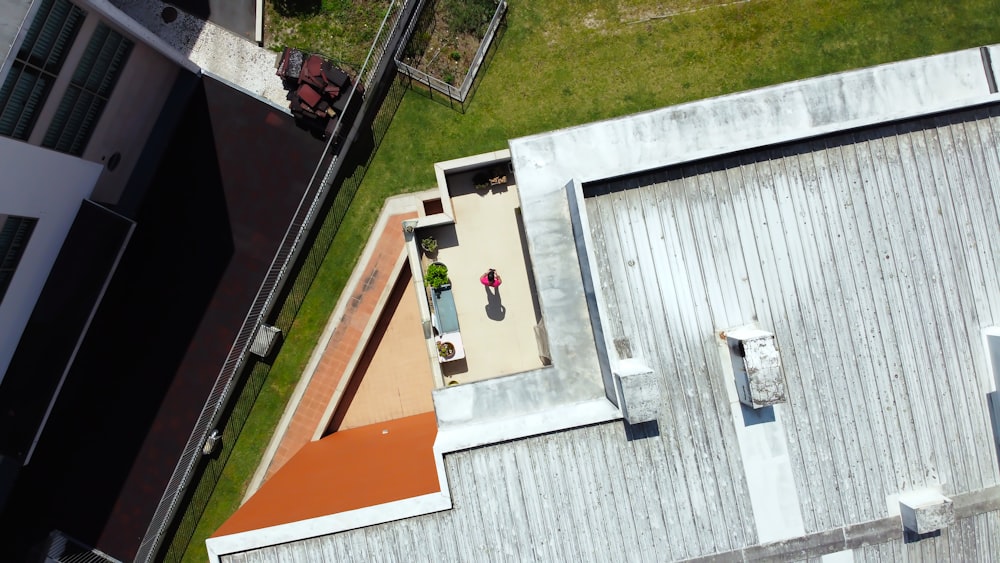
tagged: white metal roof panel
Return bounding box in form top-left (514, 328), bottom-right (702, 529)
top-left (585, 106), bottom-right (1000, 536)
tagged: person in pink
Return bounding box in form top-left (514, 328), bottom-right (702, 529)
top-left (480, 268), bottom-right (502, 288)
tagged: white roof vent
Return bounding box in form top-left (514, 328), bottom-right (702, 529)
top-left (250, 324), bottom-right (282, 358)
top-left (899, 489), bottom-right (954, 535)
top-left (726, 328), bottom-right (786, 409)
top-left (613, 359), bottom-right (660, 424)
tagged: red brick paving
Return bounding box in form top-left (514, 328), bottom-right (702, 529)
top-left (263, 211), bottom-right (417, 480)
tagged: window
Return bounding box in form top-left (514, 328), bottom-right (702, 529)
top-left (43, 23), bottom-right (133, 156)
top-left (986, 328), bottom-right (1000, 389)
top-left (0, 215), bottom-right (38, 301)
top-left (0, 0), bottom-right (85, 140)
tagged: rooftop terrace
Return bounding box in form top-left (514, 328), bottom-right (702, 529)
top-left (414, 163), bottom-right (546, 386)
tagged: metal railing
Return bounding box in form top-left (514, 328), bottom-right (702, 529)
top-left (134, 1), bottom-right (413, 560)
top-left (44, 530), bottom-right (120, 563)
top-left (395, 0), bottom-right (507, 105)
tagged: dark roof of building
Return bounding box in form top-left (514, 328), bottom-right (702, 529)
top-left (0, 72), bottom-right (326, 561)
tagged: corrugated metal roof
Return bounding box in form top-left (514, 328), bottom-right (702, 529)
top-left (228, 421), bottom-right (756, 562)
top-left (222, 104), bottom-right (1000, 563)
top-left (585, 106), bottom-right (1000, 535)
top-left (855, 510), bottom-right (1000, 562)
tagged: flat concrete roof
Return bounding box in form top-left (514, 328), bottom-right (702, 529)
top-left (167, 0), bottom-right (255, 41)
top-left (509, 47), bottom-right (999, 190)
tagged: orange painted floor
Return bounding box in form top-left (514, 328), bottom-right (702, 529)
top-left (215, 412), bottom-right (440, 536)
top-left (265, 211), bottom-right (418, 480)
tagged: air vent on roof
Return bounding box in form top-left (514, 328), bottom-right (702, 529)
top-left (898, 489), bottom-right (954, 535)
top-left (250, 324), bottom-right (282, 358)
top-left (613, 359), bottom-right (660, 424)
top-left (726, 328), bottom-right (786, 409)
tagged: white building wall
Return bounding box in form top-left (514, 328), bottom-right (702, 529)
top-left (0, 136), bottom-right (102, 382)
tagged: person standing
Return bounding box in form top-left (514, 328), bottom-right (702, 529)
top-left (480, 268), bottom-right (502, 288)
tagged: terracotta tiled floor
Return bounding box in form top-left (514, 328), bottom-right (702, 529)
top-left (264, 211), bottom-right (419, 480)
top-left (216, 412), bottom-right (440, 537)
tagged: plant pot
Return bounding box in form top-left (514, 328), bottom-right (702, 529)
top-left (438, 341), bottom-right (456, 359)
top-left (420, 237), bottom-right (438, 255)
top-left (425, 262), bottom-right (449, 288)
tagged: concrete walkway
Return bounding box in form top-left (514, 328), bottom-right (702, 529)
top-left (333, 275), bottom-right (434, 431)
top-left (265, 210), bottom-right (417, 480)
top-left (246, 193), bottom-right (438, 498)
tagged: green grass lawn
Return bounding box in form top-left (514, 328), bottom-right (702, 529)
top-left (265, 0), bottom-right (394, 66)
top-left (182, 1), bottom-right (999, 560)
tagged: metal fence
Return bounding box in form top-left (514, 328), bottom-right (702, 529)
top-left (136, 1), bottom-right (417, 560)
top-left (395, 0), bottom-right (507, 106)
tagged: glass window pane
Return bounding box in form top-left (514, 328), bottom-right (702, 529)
top-left (1, 0), bottom-right (83, 142)
top-left (0, 63), bottom-right (53, 140)
top-left (42, 83), bottom-right (80, 149)
top-left (69, 93), bottom-right (104, 155)
top-left (72, 24), bottom-right (132, 98)
top-left (44, 23), bottom-right (132, 155)
top-left (71, 23), bottom-right (108, 86)
top-left (16, 0), bottom-right (53, 61)
top-left (97, 40), bottom-right (133, 98)
top-left (0, 216), bottom-right (39, 303)
top-left (43, 4), bottom-right (85, 73)
top-left (22, 0), bottom-right (85, 74)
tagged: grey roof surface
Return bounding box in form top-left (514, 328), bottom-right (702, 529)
top-left (856, 510), bottom-right (1000, 562)
top-left (166, 0), bottom-right (255, 41)
top-left (585, 105), bottom-right (1000, 532)
top-left (221, 105), bottom-right (1000, 563)
top-left (110, 0), bottom-right (289, 107)
top-left (229, 421), bottom-right (755, 562)
top-left (225, 427), bottom-right (1000, 563)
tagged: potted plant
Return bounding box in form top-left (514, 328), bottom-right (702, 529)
top-left (425, 262), bottom-right (450, 288)
top-left (438, 341), bottom-right (456, 359)
top-left (472, 171), bottom-right (491, 190)
top-left (420, 236), bottom-right (438, 255)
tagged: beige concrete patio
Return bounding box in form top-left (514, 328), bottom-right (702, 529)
top-left (333, 268), bottom-right (435, 431)
top-left (420, 179), bottom-right (545, 385)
